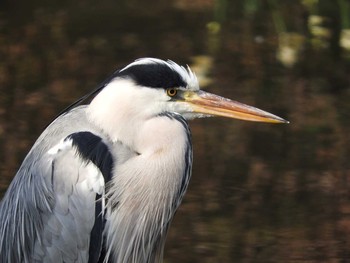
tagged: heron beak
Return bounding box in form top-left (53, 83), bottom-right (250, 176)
top-left (183, 90), bottom-right (288, 123)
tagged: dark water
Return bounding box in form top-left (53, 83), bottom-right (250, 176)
top-left (1, 1), bottom-right (350, 262)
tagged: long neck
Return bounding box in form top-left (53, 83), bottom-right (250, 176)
top-left (104, 113), bottom-right (192, 263)
top-left (86, 79), bottom-right (164, 147)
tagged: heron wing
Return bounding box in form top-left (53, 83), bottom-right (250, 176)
top-left (0, 107), bottom-right (116, 263)
top-left (32, 131), bottom-right (114, 263)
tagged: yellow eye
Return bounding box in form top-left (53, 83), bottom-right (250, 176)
top-left (166, 88), bottom-right (177, 97)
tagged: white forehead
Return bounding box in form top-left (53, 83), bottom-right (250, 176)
top-left (120, 58), bottom-right (199, 90)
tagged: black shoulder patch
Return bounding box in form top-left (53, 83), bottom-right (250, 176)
top-left (66, 131), bottom-right (114, 182)
top-left (66, 131), bottom-right (114, 263)
top-left (117, 62), bottom-right (187, 88)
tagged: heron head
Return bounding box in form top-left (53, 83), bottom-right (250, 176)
top-left (105, 58), bottom-right (288, 123)
top-left (87, 58), bottom-right (288, 143)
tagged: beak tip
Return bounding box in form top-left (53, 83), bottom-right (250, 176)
top-left (278, 118), bottom-right (289, 124)
top-left (273, 117), bottom-right (289, 124)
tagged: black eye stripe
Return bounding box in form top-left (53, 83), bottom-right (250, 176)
top-left (117, 63), bottom-right (186, 89)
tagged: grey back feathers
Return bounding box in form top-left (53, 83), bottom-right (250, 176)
top-left (0, 107), bottom-right (112, 262)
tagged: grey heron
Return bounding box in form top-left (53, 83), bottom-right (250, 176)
top-left (0, 58), bottom-right (288, 263)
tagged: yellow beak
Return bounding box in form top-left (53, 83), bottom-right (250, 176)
top-left (183, 90), bottom-right (288, 124)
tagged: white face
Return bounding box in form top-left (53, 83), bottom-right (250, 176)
top-left (86, 77), bottom-right (197, 145)
top-left (89, 78), bottom-right (196, 120)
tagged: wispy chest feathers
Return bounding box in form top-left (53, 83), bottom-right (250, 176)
top-left (104, 113), bottom-right (192, 263)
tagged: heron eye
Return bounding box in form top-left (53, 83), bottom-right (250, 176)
top-left (166, 88), bottom-right (177, 97)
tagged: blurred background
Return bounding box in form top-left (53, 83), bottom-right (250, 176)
top-left (1, 0), bottom-right (350, 262)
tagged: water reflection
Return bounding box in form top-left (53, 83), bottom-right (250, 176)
top-left (1, 1), bottom-right (350, 262)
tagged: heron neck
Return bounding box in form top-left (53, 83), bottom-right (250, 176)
top-left (103, 113), bottom-right (192, 262)
top-left (86, 80), bottom-right (162, 148)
